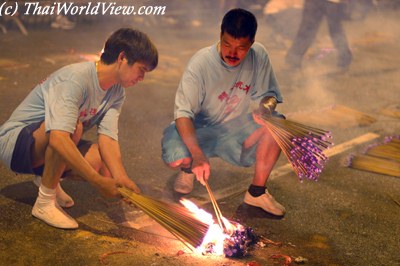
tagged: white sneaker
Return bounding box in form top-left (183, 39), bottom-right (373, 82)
top-left (32, 198), bottom-right (78, 229)
top-left (173, 171), bottom-right (195, 194)
top-left (244, 190), bottom-right (286, 216)
top-left (51, 15), bottom-right (76, 30)
top-left (33, 176), bottom-right (74, 208)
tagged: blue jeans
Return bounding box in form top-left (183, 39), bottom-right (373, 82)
top-left (161, 113), bottom-right (273, 167)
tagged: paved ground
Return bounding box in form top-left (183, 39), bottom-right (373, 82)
top-left (0, 3), bottom-right (399, 266)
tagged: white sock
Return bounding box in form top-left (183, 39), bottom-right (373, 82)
top-left (36, 185), bottom-right (57, 209)
top-left (33, 176), bottom-right (74, 208)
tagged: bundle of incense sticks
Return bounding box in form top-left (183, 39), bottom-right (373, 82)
top-left (288, 104), bottom-right (376, 128)
top-left (119, 187), bottom-right (259, 257)
top-left (118, 187), bottom-right (209, 250)
top-left (347, 136), bottom-right (400, 177)
top-left (365, 136), bottom-right (400, 162)
top-left (256, 114), bottom-right (333, 181)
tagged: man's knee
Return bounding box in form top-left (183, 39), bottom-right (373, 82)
top-left (82, 143), bottom-right (103, 172)
top-left (167, 157), bottom-right (191, 169)
top-left (243, 127), bottom-right (268, 150)
top-left (261, 128), bottom-right (280, 148)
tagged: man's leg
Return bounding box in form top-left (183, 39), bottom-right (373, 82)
top-left (166, 157), bottom-right (192, 170)
top-left (31, 122), bottom-right (83, 208)
top-left (326, 1), bottom-right (352, 68)
top-left (242, 126), bottom-right (286, 216)
top-left (31, 122), bottom-right (83, 229)
top-left (251, 127), bottom-right (281, 186)
top-left (32, 140), bottom-right (79, 229)
top-left (285, 0), bottom-right (324, 68)
top-left (72, 142), bottom-right (112, 178)
top-left (161, 123), bottom-right (197, 194)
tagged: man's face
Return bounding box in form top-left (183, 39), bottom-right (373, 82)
top-left (220, 32), bottom-right (253, 67)
top-left (118, 59), bottom-right (149, 88)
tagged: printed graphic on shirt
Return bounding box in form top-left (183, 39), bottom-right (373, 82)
top-left (218, 81), bottom-right (251, 114)
top-left (79, 107), bottom-right (98, 127)
top-left (232, 81), bottom-right (250, 94)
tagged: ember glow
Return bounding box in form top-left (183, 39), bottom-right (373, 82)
top-left (180, 198), bottom-right (231, 255)
top-left (180, 198), bottom-right (256, 257)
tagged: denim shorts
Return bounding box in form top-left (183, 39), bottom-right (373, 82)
top-left (162, 113), bottom-right (268, 167)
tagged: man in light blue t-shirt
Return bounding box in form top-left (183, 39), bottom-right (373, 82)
top-left (162, 8), bottom-right (286, 216)
top-left (0, 28), bottom-right (158, 229)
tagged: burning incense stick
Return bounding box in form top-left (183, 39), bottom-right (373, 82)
top-left (255, 113), bottom-right (333, 181)
top-left (119, 187), bottom-right (258, 257)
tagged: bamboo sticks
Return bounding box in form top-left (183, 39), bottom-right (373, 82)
top-left (288, 104), bottom-right (376, 128)
top-left (347, 154), bottom-right (400, 177)
top-left (204, 181), bottom-right (229, 232)
top-left (347, 136), bottom-right (400, 177)
top-left (118, 187), bottom-right (209, 250)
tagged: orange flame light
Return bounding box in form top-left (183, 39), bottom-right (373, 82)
top-left (180, 198), bottom-right (243, 255)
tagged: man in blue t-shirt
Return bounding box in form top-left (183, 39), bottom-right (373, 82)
top-left (0, 28), bottom-right (158, 229)
top-left (162, 8), bottom-right (286, 216)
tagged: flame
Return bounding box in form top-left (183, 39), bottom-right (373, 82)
top-left (180, 198), bottom-right (242, 255)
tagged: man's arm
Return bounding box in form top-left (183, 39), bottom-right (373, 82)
top-left (48, 130), bottom-right (119, 197)
top-left (98, 134), bottom-right (141, 193)
top-left (175, 117), bottom-right (210, 185)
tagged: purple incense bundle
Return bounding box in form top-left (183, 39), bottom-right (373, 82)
top-left (255, 113), bottom-right (333, 181)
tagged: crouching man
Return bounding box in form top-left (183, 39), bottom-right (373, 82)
top-left (0, 28), bottom-right (158, 229)
top-left (161, 9), bottom-right (285, 216)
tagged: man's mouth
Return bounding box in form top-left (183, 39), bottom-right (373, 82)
top-left (225, 56), bottom-right (239, 64)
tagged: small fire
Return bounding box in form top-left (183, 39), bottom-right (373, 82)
top-left (180, 199), bottom-right (256, 257)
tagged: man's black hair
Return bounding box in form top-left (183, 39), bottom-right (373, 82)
top-left (100, 28), bottom-right (158, 70)
top-left (221, 8), bottom-right (257, 41)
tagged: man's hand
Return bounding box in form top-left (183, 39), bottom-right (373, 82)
top-left (259, 96), bottom-right (277, 117)
top-left (175, 117), bottom-right (211, 186)
top-left (115, 176), bottom-right (141, 194)
top-left (191, 152), bottom-right (210, 186)
top-left (93, 175), bottom-right (120, 198)
top-left (92, 174), bottom-right (141, 198)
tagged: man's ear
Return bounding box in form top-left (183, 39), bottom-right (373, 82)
top-left (118, 52), bottom-right (125, 62)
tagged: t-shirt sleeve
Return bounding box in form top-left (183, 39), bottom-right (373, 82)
top-left (97, 89), bottom-right (125, 141)
top-left (44, 81), bottom-right (84, 133)
top-left (174, 63), bottom-right (203, 120)
top-left (250, 45), bottom-right (283, 103)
